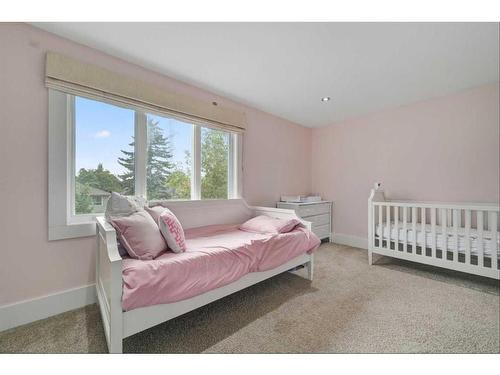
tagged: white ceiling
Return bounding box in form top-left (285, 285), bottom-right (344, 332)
top-left (32, 23), bottom-right (499, 128)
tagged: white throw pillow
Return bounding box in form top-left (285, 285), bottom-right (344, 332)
top-left (105, 192), bottom-right (146, 221)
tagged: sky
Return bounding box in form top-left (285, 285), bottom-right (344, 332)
top-left (75, 96), bottom-right (192, 176)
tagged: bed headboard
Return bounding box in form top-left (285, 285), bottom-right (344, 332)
top-left (151, 199), bottom-right (254, 229)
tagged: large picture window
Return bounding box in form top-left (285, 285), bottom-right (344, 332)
top-left (48, 90), bottom-right (242, 240)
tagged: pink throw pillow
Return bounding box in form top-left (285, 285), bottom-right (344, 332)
top-left (158, 208), bottom-right (186, 253)
top-left (110, 211), bottom-right (167, 260)
top-left (239, 215), bottom-right (301, 234)
top-left (145, 205), bottom-right (166, 225)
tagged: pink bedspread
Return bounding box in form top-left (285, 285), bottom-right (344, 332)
top-left (121, 224), bottom-right (320, 311)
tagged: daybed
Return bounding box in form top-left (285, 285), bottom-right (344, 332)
top-left (96, 199), bottom-right (319, 353)
top-left (368, 183), bottom-right (499, 280)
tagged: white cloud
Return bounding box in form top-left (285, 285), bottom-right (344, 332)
top-left (94, 130), bottom-right (111, 138)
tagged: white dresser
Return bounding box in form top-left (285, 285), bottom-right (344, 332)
top-left (276, 201), bottom-right (332, 241)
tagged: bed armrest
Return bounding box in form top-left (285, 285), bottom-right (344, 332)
top-left (95, 216), bottom-right (123, 353)
top-left (251, 206), bottom-right (312, 231)
top-left (96, 217), bottom-right (122, 263)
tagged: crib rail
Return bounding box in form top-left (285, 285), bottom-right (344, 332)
top-left (372, 200), bottom-right (499, 211)
top-left (369, 196), bottom-right (499, 279)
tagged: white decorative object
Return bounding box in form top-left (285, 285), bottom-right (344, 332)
top-left (368, 183), bottom-right (499, 280)
top-left (280, 195), bottom-right (322, 203)
top-left (301, 195), bottom-right (322, 203)
top-left (96, 198), bottom-right (314, 353)
top-left (277, 201), bottom-right (332, 241)
top-left (280, 195), bottom-right (303, 203)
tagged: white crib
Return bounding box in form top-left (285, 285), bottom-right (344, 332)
top-left (368, 184), bottom-right (500, 280)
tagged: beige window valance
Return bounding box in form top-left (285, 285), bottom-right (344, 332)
top-left (45, 52), bottom-right (246, 133)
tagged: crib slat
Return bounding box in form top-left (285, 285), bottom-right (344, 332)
top-left (490, 212), bottom-right (498, 271)
top-left (421, 207), bottom-right (426, 256)
top-left (394, 206), bottom-right (399, 251)
top-left (403, 206), bottom-right (408, 253)
top-left (453, 209), bottom-right (459, 263)
top-left (386, 205), bottom-right (391, 250)
top-left (378, 204), bottom-right (383, 248)
top-left (441, 208), bottom-right (447, 260)
top-left (431, 208), bottom-right (436, 259)
top-left (412, 207), bottom-right (417, 253)
top-left (464, 209), bottom-right (471, 265)
top-left (477, 211), bottom-right (484, 268)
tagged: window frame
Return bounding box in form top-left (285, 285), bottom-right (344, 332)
top-left (48, 90), bottom-right (242, 240)
top-left (92, 196), bottom-right (103, 206)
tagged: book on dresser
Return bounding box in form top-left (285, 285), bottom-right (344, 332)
top-left (276, 201), bottom-right (332, 242)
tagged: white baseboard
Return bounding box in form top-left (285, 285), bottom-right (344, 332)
top-left (0, 284), bottom-right (96, 332)
top-left (332, 233), bottom-right (368, 250)
top-left (0, 234), bottom-right (365, 333)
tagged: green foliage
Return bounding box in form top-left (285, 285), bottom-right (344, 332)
top-left (201, 128), bottom-right (228, 199)
top-left (166, 170), bottom-right (191, 199)
top-left (166, 150), bottom-right (191, 199)
top-left (76, 163), bottom-right (122, 193)
top-left (75, 183), bottom-right (93, 214)
top-left (77, 118), bottom-right (229, 210)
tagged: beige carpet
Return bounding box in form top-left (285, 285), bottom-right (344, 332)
top-left (1, 243), bottom-right (499, 353)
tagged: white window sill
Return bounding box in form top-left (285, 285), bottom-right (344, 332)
top-left (48, 222), bottom-right (98, 241)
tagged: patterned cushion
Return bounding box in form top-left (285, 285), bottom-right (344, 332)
top-left (158, 208), bottom-right (186, 253)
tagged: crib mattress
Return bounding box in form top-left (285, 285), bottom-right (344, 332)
top-left (375, 222), bottom-right (500, 257)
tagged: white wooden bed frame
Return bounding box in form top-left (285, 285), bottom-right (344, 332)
top-left (96, 199), bottom-right (314, 353)
top-left (368, 183), bottom-right (499, 280)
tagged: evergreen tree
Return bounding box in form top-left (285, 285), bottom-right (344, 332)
top-left (118, 118), bottom-right (174, 199)
top-left (146, 119), bottom-right (175, 199)
top-left (118, 141), bottom-right (135, 195)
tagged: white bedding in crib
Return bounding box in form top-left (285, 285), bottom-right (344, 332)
top-left (375, 222), bottom-right (500, 257)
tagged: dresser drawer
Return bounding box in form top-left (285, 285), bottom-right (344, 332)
top-left (307, 213), bottom-right (330, 227)
top-left (312, 224), bottom-right (330, 239)
top-left (297, 203), bottom-right (330, 218)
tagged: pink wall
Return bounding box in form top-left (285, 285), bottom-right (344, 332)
top-left (311, 83), bottom-right (500, 240)
top-left (1, 22), bottom-right (497, 308)
top-left (0, 23), bottom-right (311, 306)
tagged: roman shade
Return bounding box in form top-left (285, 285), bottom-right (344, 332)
top-left (45, 52), bottom-right (246, 133)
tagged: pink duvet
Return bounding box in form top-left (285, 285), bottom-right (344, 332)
top-left (121, 224), bottom-right (320, 311)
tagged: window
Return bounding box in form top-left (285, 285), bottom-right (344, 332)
top-left (74, 96), bottom-right (135, 215)
top-left (91, 196), bottom-right (103, 206)
top-left (48, 90), bottom-right (242, 240)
